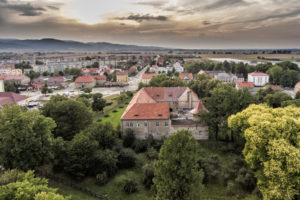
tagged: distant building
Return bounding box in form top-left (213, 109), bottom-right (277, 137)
top-left (179, 73), bottom-right (193, 83)
top-left (47, 76), bottom-right (66, 89)
top-left (0, 75), bottom-right (30, 85)
top-left (116, 71), bottom-right (128, 83)
top-left (31, 78), bottom-right (45, 90)
top-left (173, 62), bottom-right (184, 72)
top-left (75, 76), bottom-right (96, 88)
top-left (248, 72), bottom-right (269, 87)
top-left (0, 92), bottom-right (28, 109)
top-left (93, 75), bottom-right (107, 85)
top-left (128, 66), bottom-right (138, 76)
top-left (198, 70), bottom-right (240, 83)
top-left (263, 85), bottom-right (283, 91)
top-left (81, 68), bottom-right (101, 76)
top-left (294, 82), bottom-right (300, 94)
top-left (141, 73), bottom-right (158, 84)
top-left (0, 80), bottom-right (4, 92)
top-left (236, 81), bottom-right (254, 89)
top-left (121, 87), bottom-right (209, 140)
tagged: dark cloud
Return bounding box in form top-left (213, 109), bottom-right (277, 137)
top-left (4, 3), bottom-right (46, 16)
top-left (248, 9), bottom-right (300, 23)
top-left (205, 0), bottom-right (248, 10)
top-left (47, 5), bottom-right (59, 10)
top-left (134, 0), bottom-right (167, 8)
top-left (202, 21), bottom-right (211, 25)
top-left (0, 0), bottom-right (7, 3)
top-left (117, 14), bottom-right (168, 22)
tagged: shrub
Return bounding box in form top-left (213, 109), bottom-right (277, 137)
top-left (119, 106), bottom-right (124, 108)
top-left (123, 129), bottom-right (135, 148)
top-left (117, 148), bottom-right (136, 169)
top-left (142, 163), bottom-right (154, 189)
top-left (96, 172), bottom-right (108, 186)
top-left (133, 139), bottom-right (148, 153)
top-left (112, 110), bottom-right (118, 113)
top-left (145, 147), bottom-right (158, 160)
top-left (117, 176), bottom-right (138, 194)
top-left (106, 102), bottom-right (113, 106)
top-left (104, 114), bottom-right (110, 118)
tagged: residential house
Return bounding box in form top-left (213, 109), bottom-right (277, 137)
top-left (179, 73), bottom-right (193, 83)
top-left (173, 62), bottom-right (184, 72)
top-left (236, 82), bottom-right (254, 89)
top-left (263, 85), bottom-right (283, 91)
top-left (141, 73), bottom-right (158, 84)
top-left (0, 75), bottom-right (30, 85)
top-left (81, 68), bottom-right (101, 76)
top-left (75, 76), bottom-right (96, 88)
top-left (198, 70), bottom-right (240, 83)
top-left (121, 87), bottom-right (209, 140)
top-left (116, 71), bottom-right (128, 83)
top-left (47, 76), bottom-right (66, 89)
top-left (93, 75), bottom-right (107, 85)
top-left (0, 92), bottom-right (28, 109)
top-left (128, 66), bottom-right (138, 76)
top-left (31, 78), bottom-right (45, 90)
top-left (248, 72), bottom-right (269, 86)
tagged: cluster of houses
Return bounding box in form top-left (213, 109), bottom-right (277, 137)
top-left (149, 62), bottom-right (184, 74)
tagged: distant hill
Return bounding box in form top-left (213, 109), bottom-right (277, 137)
top-left (0, 38), bottom-right (167, 51)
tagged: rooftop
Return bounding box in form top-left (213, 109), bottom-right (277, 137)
top-left (248, 72), bottom-right (269, 76)
top-left (0, 92), bottom-right (27, 108)
top-left (75, 76), bottom-right (95, 83)
top-left (142, 73), bottom-right (158, 79)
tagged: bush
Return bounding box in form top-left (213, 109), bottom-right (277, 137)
top-left (96, 172), bottom-right (108, 186)
top-left (145, 147), bottom-right (158, 160)
top-left (112, 110), bottom-right (118, 113)
top-left (119, 106), bottom-right (124, 108)
top-left (123, 129), bottom-right (135, 148)
top-left (142, 163), bottom-right (154, 189)
top-left (104, 114), bottom-right (110, 118)
top-left (106, 102), bottom-right (113, 106)
top-left (118, 176), bottom-right (138, 194)
top-left (117, 148), bottom-right (136, 169)
top-left (133, 139), bottom-right (148, 153)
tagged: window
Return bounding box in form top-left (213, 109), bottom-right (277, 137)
top-left (156, 122), bottom-right (159, 126)
top-left (165, 122), bottom-right (169, 126)
top-left (136, 123), bottom-right (140, 127)
top-left (144, 122), bottom-right (147, 127)
top-left (130, 122), bottom-right (133, 127)
top-left (126, 122), bottom-right (129, 127)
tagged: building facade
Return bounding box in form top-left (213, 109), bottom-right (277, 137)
top-left (248, 72), bottom-right (269, 86)
top-left (121, 87), bottom-right (209, 140)
top-left (116, 71), bottom-right (129, 83)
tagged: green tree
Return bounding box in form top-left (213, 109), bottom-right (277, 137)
top-left (92, 93), bottom-right (106, 112)
top-left (4, 82), bottom-right (18, 93)
top-left (264, 92), bottom-right (292, 108)
top-left (41, 95), bottom-right (93, 140)
top-left (267, 65), bottom-right (283, 85)
top-left (228, 105), bottom-right (300, 200)
top-left (26, 70), bottom-right (40, 81)
top-left (153, 130), bottom-right (204, 200)
top-left (295, 91), bottom-right (300, 99)
top-left (0, 170), bottom-right (70, 200)
top-left (0, 104), bottom-right (56, 171)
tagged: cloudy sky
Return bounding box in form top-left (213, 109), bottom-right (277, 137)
top-left (0, 0), bottom-right (299, 48)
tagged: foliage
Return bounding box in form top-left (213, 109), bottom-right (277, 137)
top-left (123, 129), bottom-right (136, 148)
top-left (263, 91), bottom-right (292, 108)
top-left (26, 70), bottom-right (41, 81)
top-left (117, 175), bottom-right (138, 194)
top-left (4, 82), bottom-right (18, 93)
top-left (15, 61), bottom-right (32, 70)
top-left (142, 163), bottom-right (154, 189)
top-left (0, 170), bottom-right (70, 200)
top-left (281, 99), bottom-right (300, 107)
top-left (295, 91), bottom-right (300, 99)
top-left (93, 149), bottom-right (118, 177)
top-left (96, 172), bottom-right (108, 186)
top-left (0, 104), bottom-right (56, 171)
top-left (41, 95), bottom-right (93, 140)
top-left (117, 148), bottom-right (136, 169)
top-left (84, 87), bottom-right (92, 93)
top-left (153, 130), bottom-right (204, 200)
top-left (228, 105), bottom-right (300, 200)
top-left (92, 93), bottom-right (106, 112)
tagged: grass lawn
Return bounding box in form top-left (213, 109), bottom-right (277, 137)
top-left (99, 105), bottom-right (127, 127)
top-left (48, 180), bottom-right (97, 200)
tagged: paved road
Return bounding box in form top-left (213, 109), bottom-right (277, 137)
top-left (21, 67), bottom-right (147, 101)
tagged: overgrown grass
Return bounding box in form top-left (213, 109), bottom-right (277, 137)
top-left (100, 106), bottom-right (127, 127)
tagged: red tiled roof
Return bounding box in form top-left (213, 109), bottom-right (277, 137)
top-left (142, 73), bottom-right (158, 79)
top-left (129, 66), bottom-right (137, 74)
top-left (0, 75), bottom-right (27, 80)
top-left (263, 85), bottom-right (282, 90)
top-left (75, 76), bottom-right (95, 83)
top-left (0, 92), bottom-right (27, 107)
top-left (179, 73), bottom-right (193, 80)
top-left (236, 82), bottom-right (254, 88)
top-left (93, 75), bottom-right (106, 80)
top-left (48, 76), bottom-right (65, 83)
top-left (248, 72), bottom-right (269, 76)
top-left (144, 87), bottom-right (187, 101)
top-left (116, 71), bottom-right (128, 75)
top-left (191, 100), bottom-right (207, 114)
top-left (121, 103), bottom-right (170, 120)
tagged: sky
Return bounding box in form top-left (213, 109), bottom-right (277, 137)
top-left (0, 0), bottom-right (299, 49)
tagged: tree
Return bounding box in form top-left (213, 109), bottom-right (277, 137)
top-left (41, 86), bottom-right (48, 94)
top-left (4, 82), bottom-right (18, 93)
top-left (0, 170), bottom-right (70, 200)
top-left (228, 105), bottom-right (300, 200)
top-left (198, 84), bottom-right (255, 141)
top-left (264, 91), bottom-right (292, 108)
top-left (83, 87), bottom-right (92, 93)
top-left (295, 91), bottom-right (300, 99)
top-left (41, 95), bottom-right (93, 140)
top-left (26, 70), bottom-right (40, 81)
top-left (267, 65), bottom-right (283, 85)
top-left (92, 93), bottom-right (106, 112)
top-left (153, 130), bottom-right (204, 200)
top-left (0, 104), bottom-right (56, 171)
top-left (64, 132), bottom-right (99, 179)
